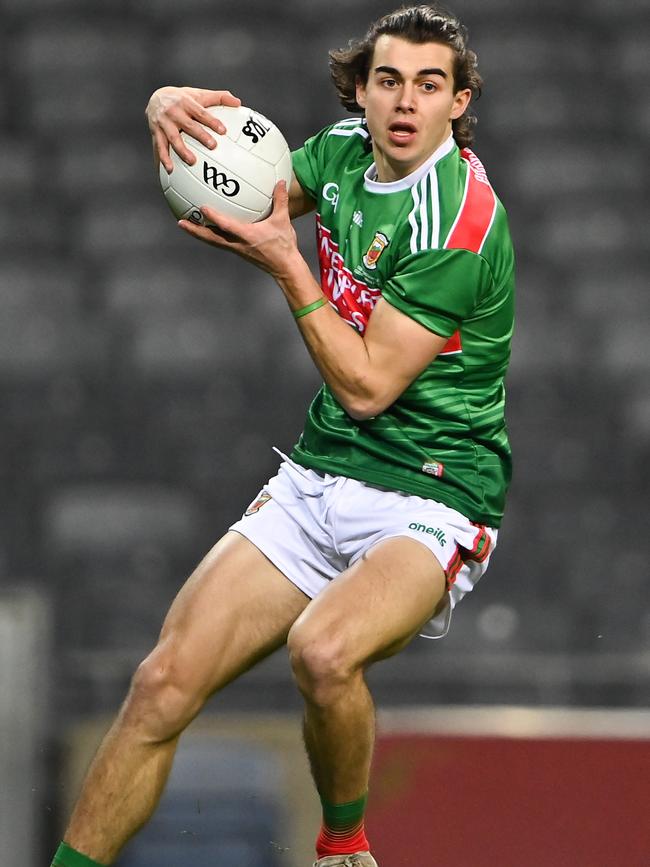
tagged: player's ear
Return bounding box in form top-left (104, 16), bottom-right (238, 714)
top-left (355, 75), bottom-right (367, 110)
top-left (450, 88), bottom-right (471, 120)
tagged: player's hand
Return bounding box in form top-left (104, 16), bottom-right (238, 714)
top-left (146, 86), bottom-right (242, 172)
top-left (178, 181), bottom-right (302, 280)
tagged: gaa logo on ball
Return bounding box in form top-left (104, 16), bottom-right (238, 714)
top-left (159, 105), bottom-right (292, 224)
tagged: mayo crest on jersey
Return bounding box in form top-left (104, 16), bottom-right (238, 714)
top-left (290, 118), bottom-right (515, 526)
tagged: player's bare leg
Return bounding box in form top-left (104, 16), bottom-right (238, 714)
top-left (62, 531), bottom-right (309, 865)
top-left (287, 537), bottom-right (446, 861)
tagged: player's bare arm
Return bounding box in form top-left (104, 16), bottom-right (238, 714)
top-left (286, 173), bottom-right (317, 218)
top-left (179, 181), bottom-right (447, 420)
top-left (146, 86), bottom-right (315, 219)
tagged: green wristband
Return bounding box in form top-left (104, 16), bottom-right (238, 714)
top-left (52, 842), bottom-right (107, 867)
top-left (293, 296), bottom-right (327, 319)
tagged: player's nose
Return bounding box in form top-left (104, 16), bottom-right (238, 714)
top-left (395, 84), bottom-right (416, 111)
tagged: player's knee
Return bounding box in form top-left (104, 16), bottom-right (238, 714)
top-left (125, 646), bottom-right (203, 742)
top-left (287, 625), bottom-right (356, 706)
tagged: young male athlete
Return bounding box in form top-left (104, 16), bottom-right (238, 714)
top-left (51, 6), bottom-right (514, 867)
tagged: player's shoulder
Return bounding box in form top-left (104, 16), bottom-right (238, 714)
top-left (396, 144), bottom-right (513, 291)
top-left (325, 117), bottom-right (371, 141)
top-left (305, 116), bottom-right (371, 164)
top-left (293, 117), bottom-right (371, 201)
top-left (435, 146), bottom-right (512, 259)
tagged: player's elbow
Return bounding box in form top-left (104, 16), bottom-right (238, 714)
top-left (342, 389), bottom-right (391, 421)
top-left (345, 401), bottom-right (376, 421)
top-left (337, 372), bottom-right (398, 420)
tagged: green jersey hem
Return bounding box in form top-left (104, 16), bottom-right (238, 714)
top-left (289, 447), bottom-right (503, 528)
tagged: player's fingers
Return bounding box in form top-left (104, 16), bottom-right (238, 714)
top-left (199, 206), bottom-right (247, 241)
top-left (274, 179), bottom-right (289, 202)
top-left (182, 89), bottom-right (241, 136)
top-left (189, 95), bottom-right (240, 137)
top-left (271, 180), bottom-right (290, 217)
top-left (177, 218), bottom-right (219, 242)
top-left (220, 90), bottom-right (242, 107)
top-left (172, 96), bottom-right (225, 137)
top-left (155, 105), bottom-right (218, 153)
top-left (178, 218), bottom-right (241, 250)
top-left (182, 116), bottom-right (217, 149)
top-left (178, 221), bottom-right (217, 249)
top-left (208, 225), bottom-right (242, 244)
top-left (193, 88), bottom-right (242, 109)
top-left (163, 124), bottom-right (197, 165)
top-left (154, 128), bottom-right (174, 173)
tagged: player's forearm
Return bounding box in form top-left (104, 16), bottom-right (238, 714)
top-left (275, 258), bottom-right (384, 420)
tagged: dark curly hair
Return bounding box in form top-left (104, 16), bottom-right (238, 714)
top-left (329, 4), bottom-right (482, 148)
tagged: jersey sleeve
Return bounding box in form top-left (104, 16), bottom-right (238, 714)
top-left (291, 120), bottom-right (369, 201)
top-left (291, 129), bottom-right (327, 201)
top-left (382, 248), bottom-right (493, 338)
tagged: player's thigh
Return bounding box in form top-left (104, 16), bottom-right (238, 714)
top-left (151, 530), bottom-right (309, 699)
top-left (290, 536), bottom-right (446, 669)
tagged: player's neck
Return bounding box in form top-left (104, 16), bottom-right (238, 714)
top-left (370, 131), bottom-right (455, 184)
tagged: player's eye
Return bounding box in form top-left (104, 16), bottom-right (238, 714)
top-left (381, 78), bottom-right (398, 88)
top-left (421, 81), bottom-right (437, 92)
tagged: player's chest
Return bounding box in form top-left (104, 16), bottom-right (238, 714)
top-left (316, 177), bottom-right (410, 333)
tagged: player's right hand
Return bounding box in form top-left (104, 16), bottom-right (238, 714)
top-left (146, 86), bottom-right (242, 172)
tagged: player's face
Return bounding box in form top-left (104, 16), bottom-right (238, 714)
top-left (356, 36), bottom-right (471, 182)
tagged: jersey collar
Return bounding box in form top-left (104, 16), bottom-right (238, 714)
top-left (363, 134), bottom-right (456, 194)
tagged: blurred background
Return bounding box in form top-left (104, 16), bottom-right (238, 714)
top-left (1, 0), bottom-right (649, 865)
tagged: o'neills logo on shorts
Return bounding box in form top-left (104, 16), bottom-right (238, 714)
top-left (362, 232), bottom-right (390, 269)
top-left (245, 491), bottom-right (272, 515)
top-left (408, 523), bottom-right (447, 546)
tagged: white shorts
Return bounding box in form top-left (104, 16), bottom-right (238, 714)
top-left (229, 455), bottom-right (498, 639)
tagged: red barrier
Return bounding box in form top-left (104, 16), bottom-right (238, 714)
top-left (369, 711), bottom-right (650, 867)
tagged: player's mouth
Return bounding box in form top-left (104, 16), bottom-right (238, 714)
top-left (387, 121), bottom-right (417, 146)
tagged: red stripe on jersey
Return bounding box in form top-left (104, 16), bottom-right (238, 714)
top-left (316, 216), bottom-right (381, 334)
top-left (445, 149), bottom-right (497, 255)
top-left (439, 329), bottom-right (462, 355)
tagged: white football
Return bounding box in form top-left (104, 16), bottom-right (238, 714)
top-left (159, 104), bottom-right (292, 224)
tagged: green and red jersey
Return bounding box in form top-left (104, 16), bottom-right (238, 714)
top-left (290, 118), bottom-right (514, 526)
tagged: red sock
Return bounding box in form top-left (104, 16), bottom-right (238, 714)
top-left (317, 822), bottom-right (369, 857)
top-left (316, 794), bottom-right (370, 858)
